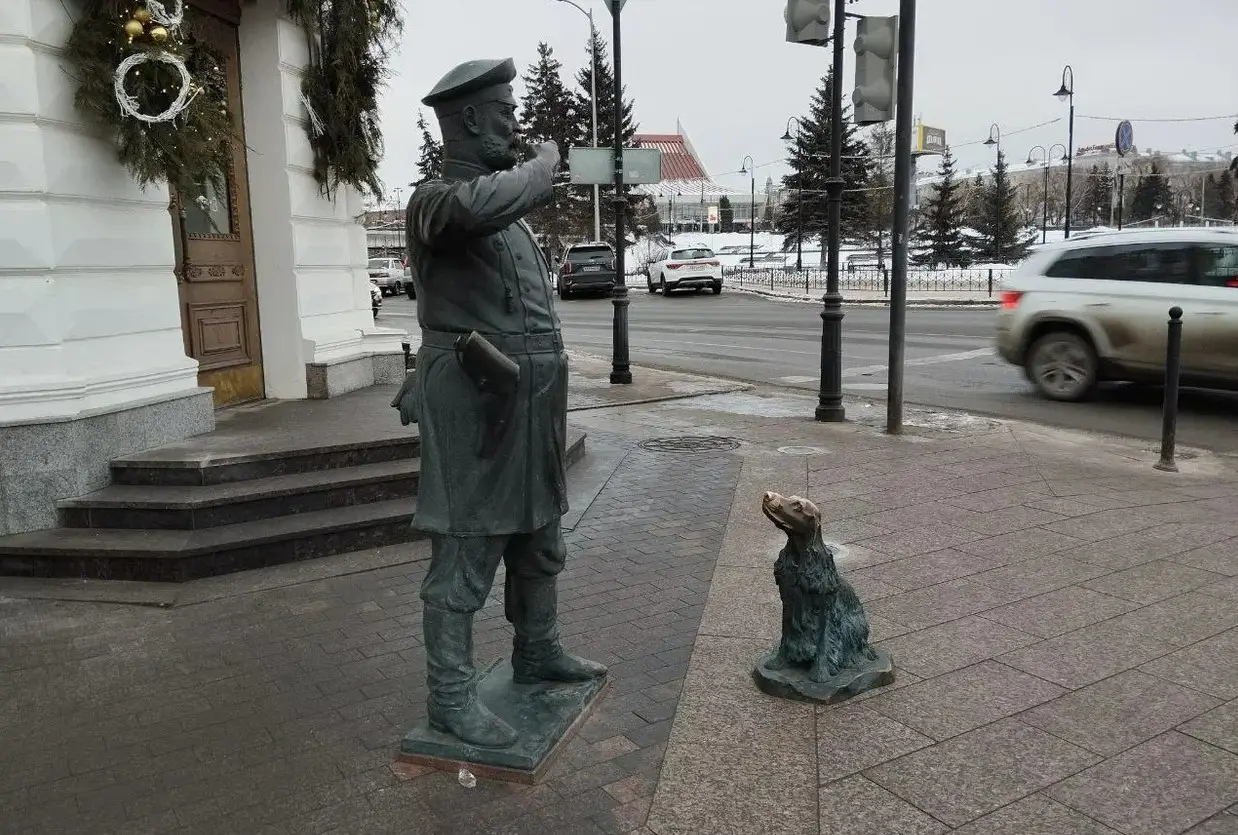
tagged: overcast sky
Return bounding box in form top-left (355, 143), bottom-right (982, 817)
top-left (377, 0), bottom-right (1238, 203)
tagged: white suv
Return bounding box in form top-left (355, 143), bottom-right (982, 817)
top-left (647, 245), bottom-right (724, 295)
top-left (996, 228), bottom-right (1238, 401)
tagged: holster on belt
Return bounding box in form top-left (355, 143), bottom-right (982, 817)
top-left (454, 331), bottom-right (520, 459)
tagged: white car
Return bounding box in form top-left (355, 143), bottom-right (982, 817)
top-left (367, 257), bottom-right (404, 296)
top-left (646, 245), bottom-right (724, 295)
top-left (995, 227), bottom-right (1238, 401)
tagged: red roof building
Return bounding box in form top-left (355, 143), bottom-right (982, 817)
top-left (632, 120), bottom-right (736, 200)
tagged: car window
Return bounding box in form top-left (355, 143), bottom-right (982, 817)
top-left (671, 248), bottom-right (714, 260)
top-left (1197, 244), bottom-right (1238, 288)
top-left (1044, 243), bottom-right (1193, 284)
top-left (567, 246), bottom-right (612, 262)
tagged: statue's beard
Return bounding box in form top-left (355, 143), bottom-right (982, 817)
top-left (478, 133), bottom-right (520, 171)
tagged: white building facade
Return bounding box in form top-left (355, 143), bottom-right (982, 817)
top-left (0, 0), bottom-right (406, 535)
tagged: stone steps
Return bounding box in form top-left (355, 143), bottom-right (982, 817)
top-left (0, 427), bottom-right (587, 583)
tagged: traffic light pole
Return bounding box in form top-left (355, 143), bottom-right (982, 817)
top-left (609, 0), bottom-right (632, 384)
top-left (815, 0), bottom-right (847, 423)
top-left (885, 0), bottom-right (916, 435)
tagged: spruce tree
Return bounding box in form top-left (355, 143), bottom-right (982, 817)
top-left (861, 122), bottom-right (895, 269)
top-left (913, 147), bottom-right (969, 268)
top-left (520, 42), bottom-right (586, 256)
top-left (1081, 163), bottom-right (1113, 228)
top-left (1130, 160), bottom-right (1173, 222)
top-left (1209, 171), bottom-right (1236, 220)
top-left (573, 26), bottom-right (649, 241)
top-left (776, 68), bottom-right (872, 264)
top-left (413, 111), bottom-right (442, 183)
top-left (719, 195), bottom-right (734, 232)
top-left (976, 150), bottom-right (1034, 263)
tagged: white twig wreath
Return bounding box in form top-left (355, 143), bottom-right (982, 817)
top-left (146, 0), bottom-right (184, 27)
top-left (113, 50), bottom-right (193, 123)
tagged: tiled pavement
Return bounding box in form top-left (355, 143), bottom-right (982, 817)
top-left (3, 382), bottom-right (1238, 835)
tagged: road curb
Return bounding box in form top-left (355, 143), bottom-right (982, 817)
top-left (728, 286), bottom-right (1002, 308)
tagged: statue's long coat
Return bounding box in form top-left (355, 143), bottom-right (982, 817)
top-left (400, 155), bottom-right (568, 536)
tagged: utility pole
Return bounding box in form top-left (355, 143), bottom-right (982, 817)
top-left (885, 0), bottom-right (915, 435)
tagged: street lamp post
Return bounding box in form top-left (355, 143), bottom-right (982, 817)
top-left (1054, 65), bottom-right (1075, 239)
top-left (816, 0), bottom-right (848, 423)
top-left (608, 0), bottom-right (631, 385)
top-left (983, 123), bottom-right (1001, 155)
top-left (782, 117), bottom-right (805, 272)
top-left (1026, 143), bottom-right (1067, 244)
top-left (555, 0), bottom-right (601, 241)
top-left (740, 155), bottom-right (755, 267)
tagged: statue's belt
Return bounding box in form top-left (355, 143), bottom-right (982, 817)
top-left (419, 329), bottom-right (562, 355)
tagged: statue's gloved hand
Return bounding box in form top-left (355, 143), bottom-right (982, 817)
top-left (535, 141), bottom-right (560, 172)
top-left (390, 371), bottom-right (419, 426)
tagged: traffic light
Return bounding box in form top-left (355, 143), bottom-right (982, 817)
top-left (852, 15), bottom-right (898, 124)
top-left (784, 0), bottom-right (830, 47)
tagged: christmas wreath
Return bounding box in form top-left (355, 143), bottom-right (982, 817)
top-left (66, 0), bottom-right (402, 202)
top-left (65, 0), bottom-right (233, 193)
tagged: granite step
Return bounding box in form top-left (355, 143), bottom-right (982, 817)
top-left (0, 498), bottom-right (421, 582)
top-left (58, 459), bottom-right (421, 531)
top-left (110, 435), bottom-right (422, 487)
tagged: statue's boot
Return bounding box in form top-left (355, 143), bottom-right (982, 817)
top-left (508, 577), bottom-right (608, 685)
top-left (423, 606), bottom-right (518, 748)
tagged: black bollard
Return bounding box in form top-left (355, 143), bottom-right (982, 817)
top-left (987, 268), bottom-right (994, 298)
top-left (1154, 306), bottom-right (1184, 473)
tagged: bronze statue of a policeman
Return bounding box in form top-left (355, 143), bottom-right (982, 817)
top-left (396, 57), bottom-right (606, 749)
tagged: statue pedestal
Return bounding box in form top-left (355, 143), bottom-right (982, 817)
top-left (399, 659), bottom-right (609, 785)
top-left (753, 648), bottom-right (895, 705)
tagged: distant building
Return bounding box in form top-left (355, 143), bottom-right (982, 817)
top-left (632, 122), bottom-right (750, 232)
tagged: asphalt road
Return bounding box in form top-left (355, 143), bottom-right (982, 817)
top-left (381, 289), bottom-right (1238, 454)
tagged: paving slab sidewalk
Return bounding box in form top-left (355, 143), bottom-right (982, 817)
top-left (1, 368), bottom-right (1236, 835)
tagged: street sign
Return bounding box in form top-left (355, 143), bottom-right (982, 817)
top-left (915, 124), bottom-right (946, 156)
top-left (1115, 120), bottom-right (1134, 156)
top-left (568, 147), bottom-right (663, 186)
top-left (707, 205), bottom-right (719, 225)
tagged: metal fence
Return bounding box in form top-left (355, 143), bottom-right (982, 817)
top-left (720, 266), bottom-right (1012, 296)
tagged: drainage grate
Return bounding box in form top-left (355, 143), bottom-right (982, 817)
top-left (638, 436), bottom-right (742, 453)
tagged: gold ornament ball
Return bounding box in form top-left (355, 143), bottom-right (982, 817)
top-left (149, 25), bottom-right (169, 43)
top-left (133, 6), bottom-right (152, 23)
top-left (123, 19), bottom-right (144, 37)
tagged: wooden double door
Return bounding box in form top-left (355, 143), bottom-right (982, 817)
top-left (174, 0), bottom-right (263, 408)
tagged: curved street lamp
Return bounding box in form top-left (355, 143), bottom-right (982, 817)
top-left (1053, 65), bottom-right (1076, 238)
top-left (983, 123), bottom-right (1001, 155)
top-left (1027, 143), bottom-right (1068, 244)
top-left (739, 155), bottom-right (756, 267)
top-left (553, 0), bottom-right (601, 241)
top-left (782, 117), bottom-right (806, 271)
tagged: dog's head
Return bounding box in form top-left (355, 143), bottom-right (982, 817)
top-left (761, 491), bottom-right (821, 537)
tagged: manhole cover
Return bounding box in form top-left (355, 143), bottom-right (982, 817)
top-left (638, 436), bottom-right (741, 453)
top-left (777, 445), bottom-right (828, 455)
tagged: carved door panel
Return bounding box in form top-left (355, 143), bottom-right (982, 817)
top-left (175, 1), bottom-right (262, 408)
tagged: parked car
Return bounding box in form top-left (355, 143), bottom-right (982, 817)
top-left (647, 246), bottom-right (724, 295)
top-left (557, 242), bottom-right (616, 299)
top-left (995, 227), bottom-right (1238, 402)
top-left (403, 257), bottom-right (416, 299)
top-left (367, 257), bottom-right (404, 296)
top-left (370, 283), bottom-right (382, 319)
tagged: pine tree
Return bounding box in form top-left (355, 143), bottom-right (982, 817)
top-left (776, 68), bottom-right (872, 264)
top-left (913, 147), bottom-right (969, 268)
top-left (1206, 172), bottom-right (1236, 221)
top-left (1081, 163), bottom-right (1113, 228)
top-left (520, 42), bottom-right (586, 256)
top-left (1130, 160), bottom-right (1173, 222)
top-left (861, 122), bottom-right (895, 269)
top-left (573, 26), bottom-right (648, 241)
top-left (963, 172), bottom-right (986, 231)
top-left (414, 111), bottom-right (442, 183)
top-left (719, 195), bottom-right (734, 232)
top-left (976, 150), bottom-right (1034, 263)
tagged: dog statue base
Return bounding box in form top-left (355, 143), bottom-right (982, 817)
top-left (753, 491), bottom-right (895, 705)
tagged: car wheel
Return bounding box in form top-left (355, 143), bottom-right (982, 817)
top-left (391, 281), bottom-right (402, 296)
top-left (660, 275), bottom-right (668, 295)
top-left (712, 282), bottom-right (722, 295)
top-left (558, 286), bottom-right (571, 300)
top-left (405, 284), bottom-right (416, 300)
top-left (1026, 331), bottom-right (1098, 402)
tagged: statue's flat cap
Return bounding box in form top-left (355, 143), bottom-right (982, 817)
top-left (422, 58), bottom-right (518, 110)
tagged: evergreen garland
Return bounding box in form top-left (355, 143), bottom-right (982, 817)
top-left (287, 0), bottom-right (402, 201)
top-left (64, 0), bottom-right (233, 192)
